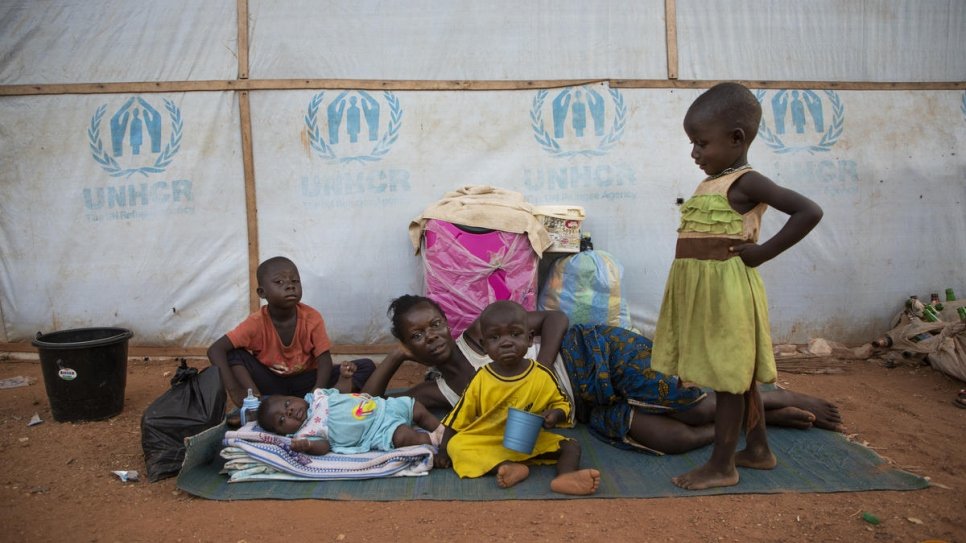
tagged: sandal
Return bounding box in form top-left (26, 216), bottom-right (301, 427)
top-left (955, 389), bottom-right (966, 409)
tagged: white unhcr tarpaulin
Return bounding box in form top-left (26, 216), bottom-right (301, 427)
top-left (249, 85), bottom-right (964, 343)
top-left (0, 1), bottom-right (964, 348)
top-left (0, 92), bottom-right (249, 344)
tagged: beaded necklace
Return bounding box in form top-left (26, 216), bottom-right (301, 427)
top-left (703, 164), bottom-right (751, 181)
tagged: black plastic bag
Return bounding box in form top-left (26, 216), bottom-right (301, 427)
top-left (141, 360), bottom-right (226, 482)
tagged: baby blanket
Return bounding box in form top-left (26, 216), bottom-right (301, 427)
top-left (221, 423), bottom-right (435, 482)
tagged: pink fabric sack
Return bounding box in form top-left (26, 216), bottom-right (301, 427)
top-left (421, 219), bottom-right (538, 338)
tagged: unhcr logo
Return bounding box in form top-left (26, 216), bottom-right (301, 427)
top-left (305, 90), bottom-right (402, 164)
top-left (531, 85), bottom-right (626, 157)
top-left (755, 90), bottom-right (844, 154)
top-left (88, 96), bottom-right (183, 177)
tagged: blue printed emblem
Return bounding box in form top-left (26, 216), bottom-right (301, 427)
top-left (88, 97), bottom-right (183, 177)
top-left (755, 90), bottom-right (844, 154)
top-left (531, 85), bottom-right (626, 157)
top-left (305, 91), bottom-right (402, 164)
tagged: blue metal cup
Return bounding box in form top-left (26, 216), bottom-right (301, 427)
top-left (503, 407), bottom-right (543, 454)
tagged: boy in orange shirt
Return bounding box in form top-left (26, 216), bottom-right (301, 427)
top-left (207, 256), bottom-right (373, 408)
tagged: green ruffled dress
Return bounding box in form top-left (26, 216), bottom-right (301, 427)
top-left (650, 168), bottom-right (777, 394)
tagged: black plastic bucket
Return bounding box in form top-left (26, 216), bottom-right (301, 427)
top-left (31, 327), bottom-right (133, 422)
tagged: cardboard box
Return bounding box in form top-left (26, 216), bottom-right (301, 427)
top-left (534, 205), bottom-right (585, 253)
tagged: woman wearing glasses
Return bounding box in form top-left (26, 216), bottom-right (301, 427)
top-left (362, 295), bottom-right (569, 411)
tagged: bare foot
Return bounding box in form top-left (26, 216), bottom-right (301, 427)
top-left (764, 406), bottom-right (815, 429)
top-left (428, 424), bottom-right (445, 447)
top-left (672, 463), bottom-right (739, 490)
top-left (772, 389), bottom-right (845, 432)
top-left (550, 469), bottom-right (600, 495)
top-left (734, 447), bottom-right (777, 470)
top-left (496, 462), bottom-right (529, 489)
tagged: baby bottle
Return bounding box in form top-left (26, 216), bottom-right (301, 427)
top-left (240, 388), bottom-right (260, 426)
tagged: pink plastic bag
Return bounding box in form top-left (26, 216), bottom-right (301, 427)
top-left (421, 220), bottom-right (538, 338)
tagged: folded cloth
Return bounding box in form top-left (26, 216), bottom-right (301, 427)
top-left (409, 185), bottom-right (552, 257)
top-left (220, 423), bottom-right (435, 482)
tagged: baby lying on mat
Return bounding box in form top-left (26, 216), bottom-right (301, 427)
top-left (257, 385), bottom-right (444, 458)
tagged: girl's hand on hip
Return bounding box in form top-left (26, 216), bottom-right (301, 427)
top-left (729, 242), bottom-right (769, 268)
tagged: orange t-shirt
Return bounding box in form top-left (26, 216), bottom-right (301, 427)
top-left (225, 303), bottom-right (332, 376)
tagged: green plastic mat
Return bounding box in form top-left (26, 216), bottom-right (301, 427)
top-left (177, 421), bottom-right (928, 501)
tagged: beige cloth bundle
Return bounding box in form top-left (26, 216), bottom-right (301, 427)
top-left (408, 185), bottom-right (552, 257)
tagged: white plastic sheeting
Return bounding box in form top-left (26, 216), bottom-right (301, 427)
top-left (0, 2), bottom-right (964, 348)
top-left (0, 0), bottom-right (238, 85)
top-left (248, 0), bottom-right (669, 80)
top-left (677, 0), bottom-right (966, 83)
top-left (4, 0), bottom-right (955, 84)
top-left (0, 92), bottom-right (249, 344)
top-left (5, 85), bottom-right (958, 344)
top-left (2, 0), bottom-right (963, 85)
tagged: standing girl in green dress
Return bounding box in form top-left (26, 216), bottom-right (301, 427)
top-left (651, 82), bottom-right (824, 490)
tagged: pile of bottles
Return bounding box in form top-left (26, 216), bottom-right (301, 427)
top-left (872, 288), bottom-right (963, 348)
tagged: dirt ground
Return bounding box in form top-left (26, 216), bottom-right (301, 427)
top-left (1, 351), bottom-right (963, 543)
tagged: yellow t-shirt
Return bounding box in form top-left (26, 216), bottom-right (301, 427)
top-left (442, 360), bottom-right (572, 478)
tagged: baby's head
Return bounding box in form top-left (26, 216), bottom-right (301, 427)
top-left (255, 256), bottom-right (301, 309)
top-left (478, 301), bottom-right (533, 368)
top-left (257, 394), bottom-right (309, 435)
